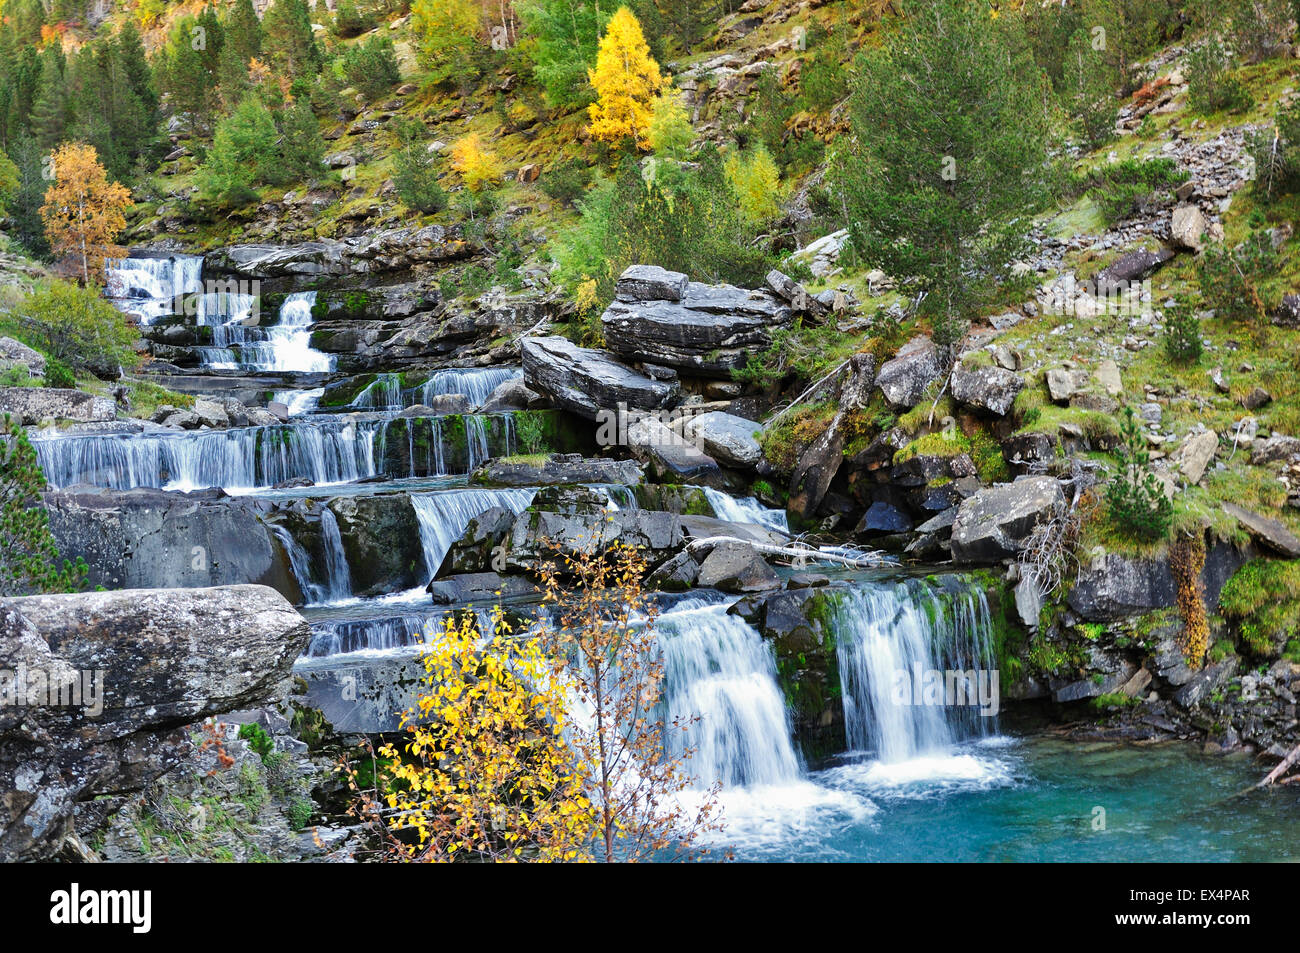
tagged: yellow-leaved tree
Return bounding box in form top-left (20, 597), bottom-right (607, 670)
top-left (351, 605), bottom-right (596, 862)
top-left (40, 143), bottom-right (132, 286)
top-left (587, 7), bottom-right (665, 150)
top-left (449, 132), bottom-right (504, 192)
top-left (725, 143), bottom-right (783, 223)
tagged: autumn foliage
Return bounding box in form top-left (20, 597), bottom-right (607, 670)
top-left (40, 143), bottom-right (131, 286)
top-left (587, 7), bottom-right (666, 149)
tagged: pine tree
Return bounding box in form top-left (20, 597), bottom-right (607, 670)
top-left (29, 46), bottom-right (67, 152)
top-left (516, 0), bottom-right (608, 108)
top-left (391, 119), bottom-right (446, 213)
top-left (276, 95), bottom-right (324, 182)
top-left (224, 0), bottom-right (264, 65)
top-left (262, 0), bottom-right (320, 80)
top-left (115, 20), bottom-right (158, 117)
top-left (838, 0), bottom-right (1052, 343)
top-left (587, 7), bottom-right (664, 149)
top-left (197, 97), bottom-right (279, 204)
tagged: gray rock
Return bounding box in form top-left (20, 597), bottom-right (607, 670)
top-left (1222, 502), bottom-right (1300, 557)
top-left (1095, 359), bottom-right (1123, 397)
top-left (0, 387), bottom-right (115, 426)
top-left (1067, 539), bottom-right (1251, 621)
top-left (614, 265), bottom-right (689, 302)
top-left (628, 416), bottom-right (725, 485)
top-left (950, 477), bottom-right (1065, 563)
top-left (427, 572), bottom-right (535, 605)
top-left (681, 411), bottom-right (763, 468)
top-left (522, 336), bottom-right (678, 420)
top-left (1174, 430), bottom-right (1218, 484)
top-left (0, 336), bottom-right (46, 376)
top-left (0, 585), bottom-right (307, 861)
top-left (856, 501), bottom-right (913, 536)
top-left (1174, 657), bottom-right (1239, 708)
top-left (1046, 368), bottom-right (1089, 403)
top-left (951, 362), bottom-right (1024, 416)
top-left (192, 397), bottom-right (230, 428)
top-left (1251, 434), bottom-right (1300, 465)
top-left (472, 455), bottom-right (644, 487)
top-left (696, 541), bottom-right (780, 592)
top-left (647, 551), bottom-right (700, 591)
top-left (44, 487), bottom-right (301, 598)
top-left (479, 377), bottom-right (543, 412)
top-left (765, 269), bottom-right (828, 318)
top-left (1096, 247), bottom-right (1176, 289)
top-left (600, 283), bottom-right (791, 377)
top-left (876, 335), bottom-right (943, 409)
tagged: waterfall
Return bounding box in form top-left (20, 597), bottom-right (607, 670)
top-left (700, 486), bottom-right (789, 534)
top-left (318, 508), bottom-right (353, 602)
top-left (306, 615), bottom-right (431, 657)
top-left (410, 488), bottom-right (536, 578)
top-left (588, 484), bottom-right (638, 511)
top-left (352, 374), bottom-right (403, 410)
top-left (832, 579), bottom-right (996, 763)
top-left (200, 291), bottom-right (334, 373)
top-left (269, 523), bottom-right (327, 605)
top-left (657, 598), bottom-right (803, 788)
top-left (272, 387), bottom-right (324, 416)
top-left (33, 418), bottom-right (385, 492)
top-left (418, 367), bottom-right (522, 408)
top-left (105, 254), bottom-right (202, 325)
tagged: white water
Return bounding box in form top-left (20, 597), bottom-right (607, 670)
top-left (353, 367), bottom-right (523, 411)
top-left (410, 487), bottom-right (537, 579)
top-left (202, 291), bottom-right (334, 373)
top-left (699, 486), bottom-right (789, 534)
top-left (658, 598), bottom-right (802, 788)
top-left (105, 255), bottom-right (203, 325)
top-left (318, 507), bottom-right (354, 603)
top-left (272, 387), bottom-right (324, 416)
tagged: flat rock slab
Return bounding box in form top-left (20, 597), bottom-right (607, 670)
top-left (681, 411), bottom-right (763, 467)
top-left (1223, 502), bottom-right (1300, 557)
top-left (951, 476), bottom-right (1064, 563)
top-left (0, 387), bottom-right (115, 425)
top-left (522, 335), bottom-right (678, 420)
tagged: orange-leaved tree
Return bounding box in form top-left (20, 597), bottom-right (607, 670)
top-left (40, 143), bottom-right (131, 286)
top-left (587, 7), bottom-right (665, 150)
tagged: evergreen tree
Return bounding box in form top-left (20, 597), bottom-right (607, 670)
top-left (391, 119), bottom-right (445, 213)
top-left (516, 0), bottom-right (606, 108)
top-left (587, 7), bottom-right (664, 149)
top-left (197, 97), bottom-right (279, 204)
top-left (276, 95), bottom-right (325, 181)
top-left (224, 0), bottom-right (264, 65)
top-left (116, 21), bottom-right (158, 117)
top-left (29, 46), bottom-right (67, 152)
top-left (262, 0), bottom-right (321, 80)
top-left (838, 0), bottom-right (1052, 343)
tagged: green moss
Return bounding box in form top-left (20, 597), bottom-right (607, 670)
top-left (1091, 692), bottom-right (1140, 711)
top-left (1219, 559), bottom-right (1300, 659)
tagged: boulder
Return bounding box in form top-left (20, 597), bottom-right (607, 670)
top-left (1273, 293), bottom-right (1300, 328)
top-left (950, 477), bottom-right (1065, 563)
top-left (327, 494), bottom-right (426, 594)
top-left (1222, 502), bottom-right (1300, 557)
top-left (681, 411), bottom-right (763, 468)
top-left (628, 416), bottom-right (725, 485)
top-left (522, 336), bottom-right (678, 420)
top-left (1095, 359), bottom-right (1124, 397)
top-left (765, 269), bottom-right (828, 319)
top-left (479, 377), bottom-right (544, 412)
top-left (600, 282), bottom-right (791, 377)
top-left (695, 541), bottom-right (781, 592)
top-left (1174, 430), bottom-right (1218, 484)
top-left (1170, 204), bottom-right (1206, 252)
top-left (1251, 434), bottom-right (1300, 465)
top-left (0, 585), bottom-right (308, 861)
top-left (647, 551), bottom-right (700, 591)
top-left (1046, 368), bottom-right (1089, 403)
top-left (0, 387), bottom-right (115, 425)
top-left (0, 336), bottom-right (46, 376)
top-left (855, 500), bottom-right (913, 536)
top-left (192, 397), bottom-right (230, 428)
top-left (876, 335), bottom-right (943, 409)
top-left (1096, 247), bottom-right (1176, 289)
top-left (1067, 538), bottom-right (1251, 621)
top-left (951, 362), bottom-right (1024, 416)
top-left (43, 487), bottom-right (300, 599)
top-left (506, 506), bottom-right (684, 572)
top-left (614, 265), bottom-right (689, 303)
top-left (427, 572), bottom-right (535, 605)
top-left (472, 454), bottom-right (644, 487)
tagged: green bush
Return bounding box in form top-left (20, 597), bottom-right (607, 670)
top-left (332, 0), bottom-right (374, 37)
top-left (1187, 36), bottom-right (1253, 115)
top-left (391, 121), bottom-right (447, 214)
top-left (339, 34), bottom-right (401, 100)
top-left (1079, 158), bottom-right (1187, 224)
top-left (238, 722), bottom-right (275, 761)
top-left (1105, 406), bottom-right (1173, 543)
top-left (1196, 231), bottom-right (1277, 322)
top-left (514, 413), bottom-right (549, 455)
top-left (43, 358), bottom-right (75, 389)
top-left (12, 281), bottom-right (139, 378)
top-left (1249, 99), bottom-right (1300, 200)
top-left (1220, 558), bottom-right (1300, 659)
top-left (1163, 305), bottom-right (1203, 364)
top-left (539, 158), bottom-right (593, 206)
top-left (0, 413), bottom-right (88, 595)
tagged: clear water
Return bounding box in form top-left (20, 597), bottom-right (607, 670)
top-left (707, 737), bottom-right (1300, 862)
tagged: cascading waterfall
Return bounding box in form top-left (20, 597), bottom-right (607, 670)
top-left (272, 387), bottom-right (324, 416)
top-left (657, 597), bottom-right (803, 788)
top-left (105, 254), bottom-right (203, 324)
top-left (700, 486), bottom-right (789, 534)
top-left (200, 291), bottom-right (334, 373)
top-left (318, 508), bottom-right (353, 602)
top-left (33, 418), bottom-right (384, 492)
top-left (418, 367), bottom-right (522, 408)
top-left (352, 374), bottom-right (403, 410)
top-left (306, 615), bottom-right (430, 657)
top-left (832, 579), bottom-right (996, 763)
top-left (269, 523), bottom-right (328, 605)
top-left (410, 488), bottom-right (537, 578)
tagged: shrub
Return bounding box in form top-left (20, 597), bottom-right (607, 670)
top-left (1163, 304), bottom-right (1204, 364)
top-left (449, 133), bottom-right (503, 192)
top-left (43, 358), bottom-right (75, 389)
top-left (331, 0), bottom-right (373, 37)
top-left (1249, 99), bottom-right (1300, 201)
top-left (1196, 231), bottom-right (1276, 322)
top-left (340, 34), bottom-right (401, 100)
top-left (1187, 36), bottom-right (1253, 115)
top-left (238, 722), bottom-right (275, 760)
top-left (1220, 558), bottom-right (1300, 659)
top-left (1169, 534), bottom-right (1209, 668)
top-left (1105, 405), bottom-right (1173, 543)
top-left (0, 413), bottom-right (88, 595)
top-left (12, 281), bottom-right (140, 378)
top-left (514, 413), bottom-right (548, 455)
top-left (1081, 157), bottom-right (1188, 224)
top-left (725, 144), bottom-right (783, 223)
top-left (391, 121), bottom-right (446, 214)
top-left (539, 158), bottom-right (592, 206)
